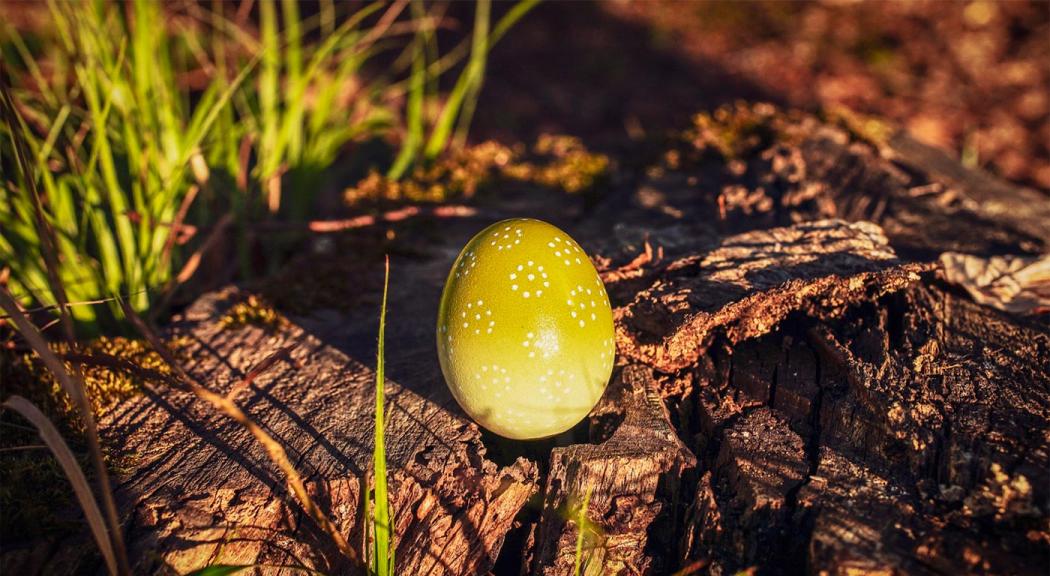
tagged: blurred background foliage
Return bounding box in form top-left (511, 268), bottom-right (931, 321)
top-left (1, 0), bottom-right (1047, 336)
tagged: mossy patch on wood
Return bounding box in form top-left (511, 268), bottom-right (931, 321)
top-left (344, 136), bottom-right (611, 207)
top-left (822, 104), bottom-right (896, 149)
top-left (0, 337), bottom-right (169, 540)
top-left (684, 102), bottom-right (788, 160)
top-left (219, 294), bottom-right (287, 331)
top-left (506, 134), bottom-right (611, 194)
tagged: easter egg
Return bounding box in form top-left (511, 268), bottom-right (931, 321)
top-left (437, 218), bottom-right (615, 440)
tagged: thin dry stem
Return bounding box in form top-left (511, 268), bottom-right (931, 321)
top-left (0, 287), bottom-right (131, 575)
top-left (119, 300), bottom-right (362, 568)
top-left (225, 342), bottom-right (301, 401)
top-left (2, 395), bottom-right (119, 576)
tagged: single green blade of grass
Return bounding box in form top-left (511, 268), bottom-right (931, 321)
top-left (280, 0), bottom-right (304, 165)
top-left (258, 0), bottom-right (281, 179)
top-left (424, 0), bottom-right (537, 160)
top-left (3, 23), bottom-right (58, 106)
top-left (386, 18), bottom-right (425, 181)
top-left (452, 0), bottom-right (490, 150)
top-left (373, 255), bottom-right (393, 575)
top-left (35, 104), bottom-right (70, 163)
top-left (573, 486), bottom-right (593, 576)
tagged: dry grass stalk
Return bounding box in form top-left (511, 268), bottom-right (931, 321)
top-left (2, 395), bottom-right (119, 575)
top-left (0, 287), bottom-right (131, 575)
top-left (118, 299), bottom-right (362, 568)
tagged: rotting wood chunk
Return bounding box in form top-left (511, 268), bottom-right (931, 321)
top-left (530, 364), bottom-right (696, 576)
top-left (616, 219), bottom-right (930, 373)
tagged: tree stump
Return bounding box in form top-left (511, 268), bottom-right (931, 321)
top-left (6, 106), bottom-right (1047, 574)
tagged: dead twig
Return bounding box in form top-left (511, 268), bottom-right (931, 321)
top-left (225, 342), bottom-right (301, 401)
top-left (600, 240), bottom-right (663, 284)
top-left (175, 212), bottom-right (234, 285)
top-left (252, 204), bottom-right (478, 234)
top-left (150, 212), bottom-right (234, 322)
top-left (160, 184), bottom-right (201, 268)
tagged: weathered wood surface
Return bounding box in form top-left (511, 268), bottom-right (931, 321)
top-left (101, 287), bottom-right (537, 575)
top-left (614, 219), bottom-right (930, 373)
top-left (602, 104), bottom-right (1048, 261)
top-left (8, 106), bottom-right (1048, 575)
top-left (3, 226), bottom-right (542, 575)
top-left (676, 280), bottom-right (1049, 574)
top-left (528, 364), bottom-right (695, 575)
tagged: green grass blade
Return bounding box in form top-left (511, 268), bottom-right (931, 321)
top-left (424, 0), bottom-right (489, 159)
top-left (0, 81), bottom-right (78, 341)
top-left (173, 56), bottom-right (258, 183)
top-left (35, 105), bottom-right (71, 164)
top-left (185, 566), bottom-right (250, 576)
top-left (258, 0), bottom-right (281, 180)
top-left (280, 0), bottom-right (304, 164)
top-left (373, 256), bottom-right (393, 576)
top-left (4, 23), bottom-right (58, 107)
top-left (491, 0), bottom-right (542, 47)
top-left (573, 486), bottom-right (593, 576)
top-left (386, 5), bottom-right (426, 180)
top-left (423, 0), bottom-right (538, 159)
top-left (451, 0), bottom-right (491, 150)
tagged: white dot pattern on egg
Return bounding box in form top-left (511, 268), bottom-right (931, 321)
top-left (437, 218), bottom-right (615, 439)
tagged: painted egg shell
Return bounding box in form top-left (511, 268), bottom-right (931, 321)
top-left (436, 218), bottom-right (615, 440)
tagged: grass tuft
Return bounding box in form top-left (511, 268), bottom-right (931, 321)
top-left (2, 1), bottom-right (536, 334)
top-left (387, 0), bottom-right (540, 179)
top-left (219, 294), bottom-right (287, 331)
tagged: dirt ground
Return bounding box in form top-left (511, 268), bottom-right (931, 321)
top-left (473, 0), bottom-right (1050, 192)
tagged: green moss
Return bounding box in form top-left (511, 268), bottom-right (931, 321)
top-left (345, 141), bottom-right (518, 206)
top-left (0, 444), bottom-right (87, 540)
top-left (219, 294), bottom-right (287, 331)
top-left (343, 136), bottom-right (611, 207)
top-left (508, 135), bottom-right (611, 194)
top-left (685, 102), bottom-right (784, 160)
top-left (1, 337), bottom-right (164, 540)
top-left (822, 104), bottom-right (896, 149)
top-left (17, 337), bottom-right (165, 426)
top-left (658, 102), bottom-right (896, 178)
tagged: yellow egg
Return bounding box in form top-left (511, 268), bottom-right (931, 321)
top-left (437, 218), bottom-right (615, 439)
